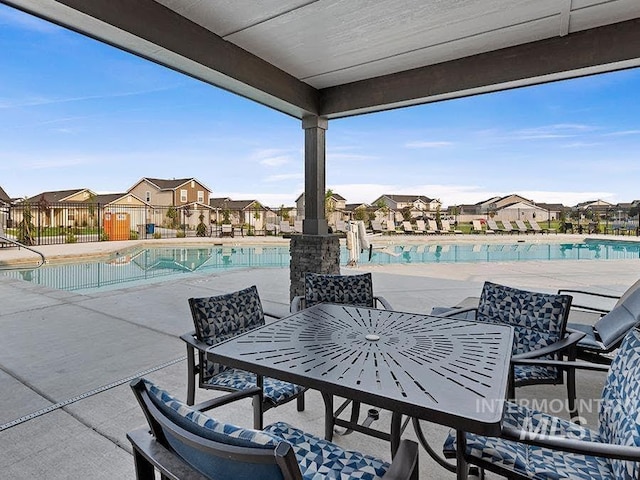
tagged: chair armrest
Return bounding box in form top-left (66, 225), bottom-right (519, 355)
top-left (558, 289), bottom-right (621, 313)
top-left (179, 331), bottom-right (210, 353)
top-left (127, 428), bottom-right (210, 480)
top-left (263, 311), bottom-right (282, 320)
top-left (510, 358), bottom-right (609, 373)
top-left (382, 439), bottom-right (419, 480)
top-left (511, 331), bottom-right (586, 360)
top-left (501, 424), bottom-right (640, 461)
top-left (436, 307), bottom-right (478, 317)
top-left (193, 386), bottom-right (263, 413)
top-left (290, 296), bottom-right (304, 313)
top-left (374, 295), bottom-right (394, 310)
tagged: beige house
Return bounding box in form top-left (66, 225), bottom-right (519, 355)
top-left (95, 192), bottom-right (151, 232)
top-left (127, 177), bottom-right (212, 208)
top-left (18, 188), bottom-right (97, 228)
top-left (371, 194), bottom-right (441, 222)
top-left (210, 197), bottom-right (269, 232)
top-left (295, 192), bottom-right (346, 227)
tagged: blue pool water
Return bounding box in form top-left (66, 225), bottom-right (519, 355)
top-left (3, 239), bottom-right (639, 293)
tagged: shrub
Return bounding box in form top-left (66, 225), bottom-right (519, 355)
top-left (65, 233), bottom-right (77, 243)
top-left (153, 232), bottom-right (162, 239)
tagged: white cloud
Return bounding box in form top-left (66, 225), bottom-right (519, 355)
top-left (605, 130), bottom-right (640, 136)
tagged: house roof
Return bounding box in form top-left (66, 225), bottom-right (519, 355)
top-left (0, 186), bottom-right (10, 205)
top-left (209, 198), bottom-right (261, 210)
top-left (134, 177), bottom-right (204, 191)
top-left (7, 1), bottom-right (639, 120)
top-left (25, 189), bottom-right (93, 204)
top-left (378, 194), bottom-right (435, 204)
top-left (93, 192), bottom-right (148, 205)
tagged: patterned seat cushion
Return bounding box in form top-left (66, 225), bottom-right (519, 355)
top-left (203, 368), bottom-right (306, 406)
top-left (443, 402), bottom-right (612, 479)
top-left (305, 272), bottom-right (375, 308)
top-left (444, 329), bottom-right (640, 480)
top-left (265, 421), bottom-right (390, 480)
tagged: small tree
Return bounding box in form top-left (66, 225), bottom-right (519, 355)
top-left (18, 201), bottom-right (35, 246)
top-left (196, 213), bottom-right (207, 237)
top-left (166, 206), bottom-right (178, 228)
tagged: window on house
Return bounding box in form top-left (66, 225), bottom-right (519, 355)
top-left (180, 189), bottom-right (187, 202)
top-left (145, 191), bottom-right (151, 203)
top-left (197, 191), bottom-right (204, 203)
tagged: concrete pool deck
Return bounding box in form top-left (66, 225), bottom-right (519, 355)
top-left (1, 233), bottom-right (639, 479)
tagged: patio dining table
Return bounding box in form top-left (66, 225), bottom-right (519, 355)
top-left (207, 303), bottom-right (514, 480)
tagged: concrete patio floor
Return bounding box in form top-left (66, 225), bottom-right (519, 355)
top-left (1, 235), bottom-right (638, 479)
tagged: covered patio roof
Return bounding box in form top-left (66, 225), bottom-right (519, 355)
top-left (4, 0), bottom-right (640, 120)
top-left (3, 0), bottom-right (640, 235)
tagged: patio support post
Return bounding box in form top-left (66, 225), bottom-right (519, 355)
top-left (289, 115), bottom-right (340, 302)
top-left (302, 115), bottom-right (328, 235)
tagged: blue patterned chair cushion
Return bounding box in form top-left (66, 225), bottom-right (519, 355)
top-left (444, 329), bottom-right (640, 479)
top-left (443, 402), bottom-right (612, 479)
top-left (305, 272), bottom-right (375, 308)
top-left (477, 281), bottom-right (571, 356)
top-left (203, 368), bottom-right (306, 406)
top-left (144, 379), bottom-right (284, 480)
top-left (599, 328), bottom-right (640, 478)
top-left (265, 422), bottom-right (390, 480)
top-left (189, 286), bottom-right (265, 379)
top-left (145, 380), bottom-right (389, 480)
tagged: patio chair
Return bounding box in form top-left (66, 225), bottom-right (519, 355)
top-left (431, 281), bottom-right (583, 418)
top-left (530, 219), bottom-right (556, 234)
top-left (220, 224), bottom-right (233, 237)
top-left (416, 219), bottom-right (434, 234)
top-left (501, 219), bottom-right (516, 234)
top-left (279, 221), bottom-right (292, 234)
top-left (428, 219), bottom-right (444, 234)
top-left (402, 221), bottom-right (415, 234)
top-left (472, 219), bottom-right (493, 234)
top-left (559, 279), bottom-right (640, 363)
top-left (181, 286), bottom-right (306, 429)
top-left (515, 219), bottom-right (531, 234)
top-left (291, 272), bottom-right (393, 312)
top-left (382, 220), bottom-right (397, 234)
top-left (293, 220), bottom-right (303, 233)
top-left (334, 219), bottom-right (347, 233)
top-left (442, 326), bottom-right (640, 480)
top-left (128, 378), bottom-right (419, 480)
top-left (441, 219), bottom-right (462, 234)
top-left (486, 219), bottom-right (507, 234)
top-left (370, 220), bottom-right (383, 233)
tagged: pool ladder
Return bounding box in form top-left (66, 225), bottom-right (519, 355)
top-left (0, 237), bottom-right (46, 270)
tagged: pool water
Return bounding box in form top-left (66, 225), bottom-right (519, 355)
top-left (3, 240), bottom-right (639, 293)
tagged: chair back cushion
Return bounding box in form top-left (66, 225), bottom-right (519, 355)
top-left (599, 328), bottom-right (640, 479)
top-left (477, 281), bottom-right (572, 355)
top-left (595, 287), bottom-right (640, 349)
top-left (304, 272), bottom-right (375, 308)
top-left (142, 379), bottom-right (284, 480)
top-left (189, 286), bottom-right (265, 379)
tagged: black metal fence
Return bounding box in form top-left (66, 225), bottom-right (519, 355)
top-left (3, 203), bottom-right (296, 246)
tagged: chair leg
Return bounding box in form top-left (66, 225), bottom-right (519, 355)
top-left (186, 346), bottom-right (196, 405)
top-left (567, 367), bottom-right (579, 422)
top-left (133, 449), bottom-right (155, 480)
top-left (321, 392), bottom-right (335, 441)
top-left (296, 392), bottom-right (305, 411)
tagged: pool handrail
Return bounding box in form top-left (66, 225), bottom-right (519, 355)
top-left (0, 236), bottom-right (46, 270)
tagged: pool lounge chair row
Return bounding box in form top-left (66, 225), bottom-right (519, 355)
top-left (474, 219), bottom-right (556, 234)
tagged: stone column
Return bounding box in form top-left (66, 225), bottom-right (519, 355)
top-left (290, 234), bottom-right (340, 301)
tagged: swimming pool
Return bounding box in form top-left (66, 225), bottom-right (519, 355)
top-left (3, 240), bottom-right (639, 293)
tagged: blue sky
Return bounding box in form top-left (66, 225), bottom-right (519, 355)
top-left (1, 5), bottom-right (639, 208)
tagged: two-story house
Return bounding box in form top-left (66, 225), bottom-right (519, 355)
top-left (209, 197), bottom-right (270, 233)
top-left (371, 194), bottom-right (441, 222)
top-left (295, 192), bottom-right (347, 227)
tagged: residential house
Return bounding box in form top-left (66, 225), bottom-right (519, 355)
top-left (295, 192), bottom-right (347, 227)
top-left (371, 194), bottom-right (441, 222)
top-left (536, 203), bottom-right (566, 222)
top-left (127, 177), bottom-right (212, 209)
top-left (16, 188), bottom-right (97, 228)
top-left (575, 199), bottom-right (615, 220)
top-left (210, 197), bottom-right (269, 233)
